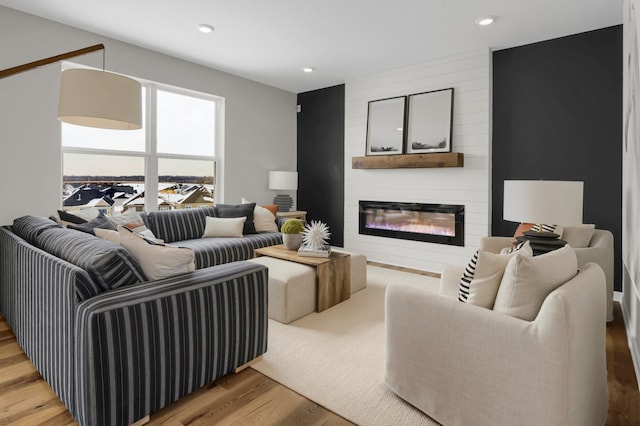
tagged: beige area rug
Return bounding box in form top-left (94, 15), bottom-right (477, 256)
top-left (252, 265), bottom-right (441, 426)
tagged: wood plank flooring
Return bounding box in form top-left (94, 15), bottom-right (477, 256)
top-left (606, 302), bottom-right (640, 425)
top-left (0, 303), bottom-right (638, 425)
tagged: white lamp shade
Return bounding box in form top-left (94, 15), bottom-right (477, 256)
top-left (503, 180), bottom-right (584, 225)
top-left (57, 68), bottom-right (142, 130)
top-left (269, 171), bottom-right (298, 191)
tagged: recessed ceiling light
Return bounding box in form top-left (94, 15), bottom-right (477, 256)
top-left (475, 16), bottom-right (495, 26)
top-left (198, 24), bottom-right (215, 34)
top-left (302, 67), bottom-right (315, 73)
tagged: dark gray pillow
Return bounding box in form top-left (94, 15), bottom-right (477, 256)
top-left (68, 213), bottom-right (116, 235)
top-left (215, 203), bottom-right (256, 234)
top-left (57, 209), bottom-right (88, 225)
top-left (36, 227), bottom-right (146, 292)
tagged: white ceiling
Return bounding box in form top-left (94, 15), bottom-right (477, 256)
top-left (0, 0), bottom-right (623, 93)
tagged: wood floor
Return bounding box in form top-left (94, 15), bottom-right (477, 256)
top-left (0, 303), bottom-right (638, 425)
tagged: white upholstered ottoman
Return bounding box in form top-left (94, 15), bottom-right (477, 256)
top-left (330, 248), bottom-right (367, 294)
top-left (248, 256), bottom-right (316, 324)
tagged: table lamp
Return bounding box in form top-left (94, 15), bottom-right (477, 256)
top-left (269, 171), bottom-right (298, 212)
top-left (503, 180), bottom-right (583, 254)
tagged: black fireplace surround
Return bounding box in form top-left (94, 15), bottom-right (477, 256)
top-left (359, 200), bottom-right (465, 246)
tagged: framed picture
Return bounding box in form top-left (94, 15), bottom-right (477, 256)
top-left (365, 96), bottom-right (406, 156)
top-left (405, 88), bottom-right (454, 154)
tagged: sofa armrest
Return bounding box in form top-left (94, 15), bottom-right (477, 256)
top-left (384, 263), bottom-right (608, 426)
top-left (74, 261), bottom-right (268, 426)
top-left (479, 236), bottom-right (512, 253)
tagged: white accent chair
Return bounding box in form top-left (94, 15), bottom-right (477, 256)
top-left (385, 262), bottom-right (609, 426)
top-left (479, 229), bottom-right (615, 321)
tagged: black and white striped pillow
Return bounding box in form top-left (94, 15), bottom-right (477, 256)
top-left (458, 241), bottom-right (531, 303)
top-left (458, 250), bottom-right (479, 302)
top-left (531, 224), bottom-right (561, 234)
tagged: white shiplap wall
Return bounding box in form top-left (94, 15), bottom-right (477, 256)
top-left (344, 49), bottom-right (492, 273)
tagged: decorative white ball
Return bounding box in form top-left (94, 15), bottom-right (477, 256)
top-left (302, 220), bottom-right (331, 250)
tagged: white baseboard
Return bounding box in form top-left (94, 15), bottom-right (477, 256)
top-left (620, 299), bottom-right (640, 392)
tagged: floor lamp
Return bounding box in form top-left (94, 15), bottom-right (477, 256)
top-left (0, 44), bottom-right (142, 130)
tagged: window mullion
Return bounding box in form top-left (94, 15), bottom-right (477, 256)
top-left (145, 84), bottom-right (159, 212)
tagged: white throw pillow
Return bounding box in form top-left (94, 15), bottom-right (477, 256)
top-left (118, 227), bottom-right (195, 281)
top-left (458, 241), bottom-right (532, 309)
top-left (108, 209), bottom-right (156, 239)
top-left (94, 228), bottom-right (120, 244)
top-left (493, 245), bottom-right (578, 321)
top-left (241, 197), bottom-right (278, 232)
top-left (202, 216), bottom-right (246, 238)
top-left (561, 224), bottom-right (596, 248)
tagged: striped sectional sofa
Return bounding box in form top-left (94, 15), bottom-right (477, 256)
top-left (0, 208), bottom-right (282, 426)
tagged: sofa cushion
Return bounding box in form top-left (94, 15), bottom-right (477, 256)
top-left (215, 203), bottom-right (257, 234)
top-left (493, 245), bottom-right (578, 321)
top-left (12, 215), bottom-right (61, 245)
top-left (118, 227), bottom-right (195, 280)
top-left (176, 232), bottom-right (282, 269)
top-left (458, 241), bottom-right (532, 308)
top-left (35, 227), bottom-right (147, 292)
top-left (145, 206), bottom-right (216, 243)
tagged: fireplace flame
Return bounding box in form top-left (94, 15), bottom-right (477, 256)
top-left (365, 210), bottom-right (455, 237)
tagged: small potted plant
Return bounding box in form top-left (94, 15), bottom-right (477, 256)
top-left (281, 219), bottom-right (304, 250)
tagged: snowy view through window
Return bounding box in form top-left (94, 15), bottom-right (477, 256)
top-left (62, 84), bottom-right (218, 215)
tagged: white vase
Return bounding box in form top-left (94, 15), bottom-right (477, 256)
top-left (282, 233), bottom-right (303, 250)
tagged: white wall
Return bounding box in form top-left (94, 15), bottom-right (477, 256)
top-left (622, 0), bottom-right (640, 389)
top-left (0, 6), bottom-right (297, 225)
top-left (344, 49), bottom-right (492, 272)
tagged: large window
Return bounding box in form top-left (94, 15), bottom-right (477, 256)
top-left (62, 77), bottom-right (221, 214)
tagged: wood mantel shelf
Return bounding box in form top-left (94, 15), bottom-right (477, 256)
top-left (351, 152), bottom-right (463, 169)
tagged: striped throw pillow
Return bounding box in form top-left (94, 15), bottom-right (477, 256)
top-left (458, 241), bottom-right (533, 307)
top-left (458, 250), bottom-right (479, 302)
top-left (530, 223), bottom-right (564, 236)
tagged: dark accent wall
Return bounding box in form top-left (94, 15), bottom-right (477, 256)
top-left (492, 25), bottom-right (623, 290)
top-left (297, 84), bottom-right (345, 246)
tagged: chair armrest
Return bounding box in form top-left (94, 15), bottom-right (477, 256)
top-left (479, 236), bottom-right (512, 253)
top-left (384, 262), bottom-right (608, 426)
top-left (573, 229), bottom-right (614, 321)
top-left (75, 261), bottom-right (268, 426)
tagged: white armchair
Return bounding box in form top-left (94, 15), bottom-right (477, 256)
top-left (385, 262), bottom-right (609, 426)
top-left (479, 229), bottom-right (615, 321)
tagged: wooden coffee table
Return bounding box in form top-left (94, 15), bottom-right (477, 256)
top-left (254, 244), bottom-right (351, 312)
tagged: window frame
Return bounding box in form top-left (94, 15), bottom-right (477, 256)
top-left (61, 69), bottom-right (224, 212)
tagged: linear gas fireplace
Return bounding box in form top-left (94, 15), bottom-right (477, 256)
top-left (359, 201), bottom-right (464, 246)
